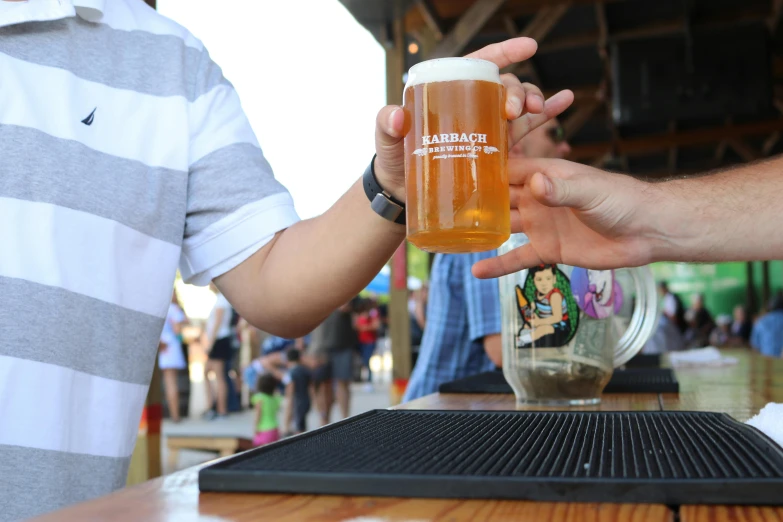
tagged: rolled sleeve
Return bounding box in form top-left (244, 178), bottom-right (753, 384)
top-left (178, 50), bottom-right (300, 285)
top-left (463, 252), bottom-right (502, 343)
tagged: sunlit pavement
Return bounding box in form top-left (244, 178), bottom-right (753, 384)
top-left (162, 381), bottom-right (392, 474)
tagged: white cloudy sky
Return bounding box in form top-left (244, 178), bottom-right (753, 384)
top-left (158, 0), bottom-right (387, 220)
top-left (157, 0), bottom-right (387, 318)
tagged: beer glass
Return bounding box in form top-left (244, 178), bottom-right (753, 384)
top-left (498, 234), bottom-right (658, 406)
top-left (403, 58), bottom-right (510, 253)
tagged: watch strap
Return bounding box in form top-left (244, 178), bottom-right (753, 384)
top-left (363, 155), bottom-right (405, 226)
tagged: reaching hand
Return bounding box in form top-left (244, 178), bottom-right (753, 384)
top-left (372, 37), bottom-right (574, 201)
top-left (473, 158), bottom-right (668, 278)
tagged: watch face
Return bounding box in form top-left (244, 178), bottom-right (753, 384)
top-left (371, 193), bottom-right (404, 223)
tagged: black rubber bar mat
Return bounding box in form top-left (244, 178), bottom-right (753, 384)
top-left (603, 368), bottom-right (679, 394)
top-left (438, 371), bottom-right (511, 394)
top-left (625, 353), bottom-right (662, 368)
top-left (438, 368), bottom-right (679, 394)
top-left (199, 410), bottom-right (783, 505)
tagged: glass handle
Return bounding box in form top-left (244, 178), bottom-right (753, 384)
top-left (613, 265), bottom-right (659, 367)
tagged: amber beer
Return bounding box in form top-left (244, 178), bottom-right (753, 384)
top-left (403, 57), bottom-right (509, 253)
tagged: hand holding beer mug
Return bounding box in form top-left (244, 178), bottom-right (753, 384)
top-left (404, 58), bottom-right (511, 253)
top-left (371, 38), bottom-right (574, 249)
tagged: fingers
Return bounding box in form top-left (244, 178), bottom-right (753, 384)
top-left (521, 82), bottom-right (545, 114)
top-left (509, 185), bottom-right (524, 208)
top-left (509, 158), bottom-right (607, 211)
top-left (472, 245), bottom-right (543, 279)
top-left (529, 170), bottom-right (606, 211)
top-left (375, 105), bottom-right (405, 146)
top-left (465, 37), bottom-right (538, 69)
top-left (502, 75), bottom-right (545, 118)
top-left (508, 157), bottom-right (559, 184)
top-left (510, 208), bottom-right (524, 233)
top-left (509, 89), bottom-right (574, 144)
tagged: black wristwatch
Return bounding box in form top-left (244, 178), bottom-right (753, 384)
top-left (363, 154), bottom-right (405, 226)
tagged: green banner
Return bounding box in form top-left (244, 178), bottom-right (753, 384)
top-left (650, 261), bottom-right (783, 316)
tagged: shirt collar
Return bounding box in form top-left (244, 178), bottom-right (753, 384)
top-left (73, 0), bottom-right (105, 22)
top-left (0, 0), bottom-right (105, 29)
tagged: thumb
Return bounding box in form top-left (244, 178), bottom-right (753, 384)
top-left (375, 105), bottom-right (405, 149)
top-left (374, 106), bottom-right (407, 194)
top-left (529, 171), bottom-right (605, 211)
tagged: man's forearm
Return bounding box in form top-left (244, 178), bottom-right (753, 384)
top-left (483, 334), bottom-right (502, 367)
top-left (218, 178), bottom-right (405, 337)
top-left (652, 157), bottom-right (783, 263)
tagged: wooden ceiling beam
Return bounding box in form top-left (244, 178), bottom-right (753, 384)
top-left (430, 0), bottom-right (507, 59)
top-left (563, 100), bottom-right (601, 140)
top-left (535, 22), bottom-right (684, 56)
top-left (727, 138), bottom-right (760, 162)
top-left (763, 132), bottom-right (781, 156)
top-left (499, 15), bottom-right (544, 84)
top-left (502, 14), bottom-right (518, 37)
top-left (668, 121), bottom-right (678, 173)
top-left (596, 2), bottom-right (608, 49)
top-left (515, 62), bottom-right (542, 84)
top-left (767, 0), bottom-right (783, 33)
top-left (714, 140), bottom-right (728, 163)
top-left (569, 118), bottom-right (783, 160)
top-left (535, 9), bottom-right (769, 55)
top-left (591, 153), bottom-right (611, 168)
top-left (595, 1), bottom-right (622, 167)
top-left (403, 0), bottom-right (763, 51)
top-left (497, 0), bottom-right (624, 18)
top-left (713, 117), bottom-right (733, 164)
top-left (539, 32), bottom-right (599, 54)
top-left (543, 86), bottom-right (603, 104)
top-left (506, 3), bottom-right (570, 76)
top-left (520, 2), bottom-right (571, 43)
top-left (414, 0), bottom-right (444, 41)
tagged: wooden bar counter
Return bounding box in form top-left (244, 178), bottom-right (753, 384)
top-left (33, 349), bottom-right (783, 522)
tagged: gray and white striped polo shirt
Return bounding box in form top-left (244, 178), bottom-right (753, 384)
top-left (0, 0), bottom-right (300, 519)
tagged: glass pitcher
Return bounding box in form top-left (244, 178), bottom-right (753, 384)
top-left (498, 234), bottom-right (658, 406)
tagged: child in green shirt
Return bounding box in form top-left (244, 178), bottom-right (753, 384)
top-left (251, 374), bottom-right (282, 446)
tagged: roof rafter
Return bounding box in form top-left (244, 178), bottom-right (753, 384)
top-left (430, 0), bottom-right (507, 59)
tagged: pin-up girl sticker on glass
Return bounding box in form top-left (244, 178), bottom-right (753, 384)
top-left (515, 264), bottom-right (579, 348)
top-left (570, 268), bottom-right (624, 320)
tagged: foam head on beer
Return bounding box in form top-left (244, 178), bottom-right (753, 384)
top-left (405, 57), bottom-right (502, 87)
top-left (403, 58), bottom-right (510, 254)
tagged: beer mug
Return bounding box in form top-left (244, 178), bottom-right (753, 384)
top-left (498, 234), bottom-right (658, 406)
top-left (403, 58), bottom-right (510, 253)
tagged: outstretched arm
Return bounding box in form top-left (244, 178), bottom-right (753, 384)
top-left (217, 38), bottom-right (573, 338)
top-left (474, 156), bottom-right (783, 278)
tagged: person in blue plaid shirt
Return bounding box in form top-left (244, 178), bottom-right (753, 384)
top-left (404, 121), bottom-right (572, 401)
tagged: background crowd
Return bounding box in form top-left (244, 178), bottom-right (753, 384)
top-left (644, 281), bottom-right (783, 358)
top-left (158, 286), bottom-right (432, 445)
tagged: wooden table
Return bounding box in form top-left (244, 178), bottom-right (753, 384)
top-left (33, 349), bottom-right (783, 522)
top-left (166, 435), bottom-right (254, 471)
